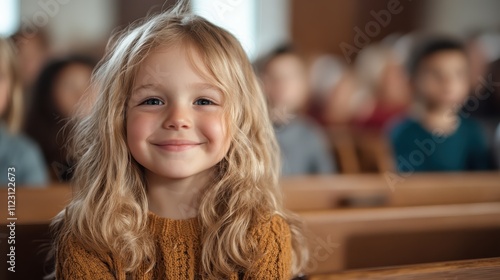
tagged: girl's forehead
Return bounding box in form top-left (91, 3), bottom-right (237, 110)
top-left (136, 43), bottom-right (219, 87)
top-left (144, 43), bottom-right (205, 69)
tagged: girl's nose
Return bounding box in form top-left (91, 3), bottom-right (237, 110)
top-left (163, 104), bottom-right (191, 130)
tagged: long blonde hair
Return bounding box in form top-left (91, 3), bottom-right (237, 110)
top-left (0, 37), bottom-right (23, 133)
top-left (52, 3), bottom-right (308, 279)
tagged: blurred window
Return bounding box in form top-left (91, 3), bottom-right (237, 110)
top-left (192, 0), bottom-right (257, 60)
top-left (0, 0), bottom-right (20, 37)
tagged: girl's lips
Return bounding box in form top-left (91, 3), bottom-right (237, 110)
top-left (153, 139), bottom-right (203, 152)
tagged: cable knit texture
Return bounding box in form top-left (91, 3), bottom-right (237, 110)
top-left (56, 213), bottom-right (292, 279)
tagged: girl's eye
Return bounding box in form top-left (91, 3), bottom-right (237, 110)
top-left (141, 98), bottom-right (164, 106)
top-left (194, 98), bottom-right (215, 106)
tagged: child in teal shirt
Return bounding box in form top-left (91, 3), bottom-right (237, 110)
top-left (390, 38), bottom-right (493, 172)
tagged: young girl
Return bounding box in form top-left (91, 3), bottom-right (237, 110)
top-left (0, 37), bottom-right (48, 186)
top-left (52, 5), bottom-right (308, 280)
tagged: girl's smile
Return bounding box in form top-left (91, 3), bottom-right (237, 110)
top-left (152, 139), bottom-right (205, 152)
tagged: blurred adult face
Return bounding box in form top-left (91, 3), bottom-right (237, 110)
top-left (262, 54), bottom-right (309, 113)
top-left (52, 63), bottom-right (93, 117)
top-left (413, 50), bottom-right (470, 109)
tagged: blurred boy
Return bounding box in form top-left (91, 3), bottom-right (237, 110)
top-left (390, 38), bottom-right (493, 172)
top-left (261, 47), bottom-right (336, 175)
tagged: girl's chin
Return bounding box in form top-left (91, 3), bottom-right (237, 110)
top-left (146, 167), bottom-right (213, 180)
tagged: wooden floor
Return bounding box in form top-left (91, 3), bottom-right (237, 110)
top-left (310, 257), bottom-right (500, 280)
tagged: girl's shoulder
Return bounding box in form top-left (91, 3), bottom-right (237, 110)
top-left (57, 233), bottom-right (112, 262)
top-left (245, 214), bottom-right (293, 278)
top-left (249, 214), bottom-right (291, 240)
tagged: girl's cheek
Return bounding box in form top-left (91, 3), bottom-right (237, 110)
top-left (205, 113), bottom-right (230, 155)
top-left (127, 113), bottom-right (149, 143)
top-left (205, 113), bottom-right (225, 135)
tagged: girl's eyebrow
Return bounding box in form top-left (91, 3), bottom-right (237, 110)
top-left (131, 82), bottom-right (222, 99)
top-left (189, 82), bottom-right (221, 93)
top-left (132, 83), bottom-right (160, 93)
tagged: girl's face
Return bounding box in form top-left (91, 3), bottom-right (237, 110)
top-left (0, 63), bottom-right (11, 116)
top-left (127, 45), bottom-right (230, 180)
top-left (53, 63), bottom-right (93, 117)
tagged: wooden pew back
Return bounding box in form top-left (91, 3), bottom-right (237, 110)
top-left (327, 127), bottom-right (395, 174)
top-left (0, 185), bottom-right (72, 225)
top-left (301, 202), bottom-right (500, 275)
top-left (283, 172), bottom-right (500, 211)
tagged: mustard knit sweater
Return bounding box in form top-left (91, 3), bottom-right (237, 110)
top-left (56, 212), bottom-right (292, 279)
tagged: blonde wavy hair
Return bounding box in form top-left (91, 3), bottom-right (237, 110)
top-left (51, 3), bottom-right (308, 279)
top-left (0, 37), bottom-right (24, 133)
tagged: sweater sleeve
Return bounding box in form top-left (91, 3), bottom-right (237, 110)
top-left (244, 215), bottom-right (293, 280)
top-left (56, 236), bottom-right (124, 280)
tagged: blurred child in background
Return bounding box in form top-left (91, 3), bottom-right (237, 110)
top-left (463, 33), bottom-right (500, 166)
top-left (0, 37), bottom-right (48, 186)
top-left (261, 46), bottom-right (336, 175)
top-left (353, 44), bottom-right (411, 130)
top-left (25, 56), bottom-right (95, 181)
top-left (390, 38), bottom-right (493, 172)
top-left (308, 55), bottom-right (358, 126)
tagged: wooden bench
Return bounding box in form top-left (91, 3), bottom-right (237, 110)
top-left (309, 257), bottom-right (500, 280)
top-left (283, 172), bottom-right (500, 211)
top-left (326, 126), bottom-right (361, 174)
top-left (327, 127), bottom-right (395, 173)
top-left (300, 202), bottom-right (500, 274)
top-left (0, 185), bottom-right (72, 225)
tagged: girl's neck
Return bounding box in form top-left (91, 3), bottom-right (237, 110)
top-left (146, 169), bottom-right (211, 220)
top-left (419, 105), bottom-right (460, 135)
